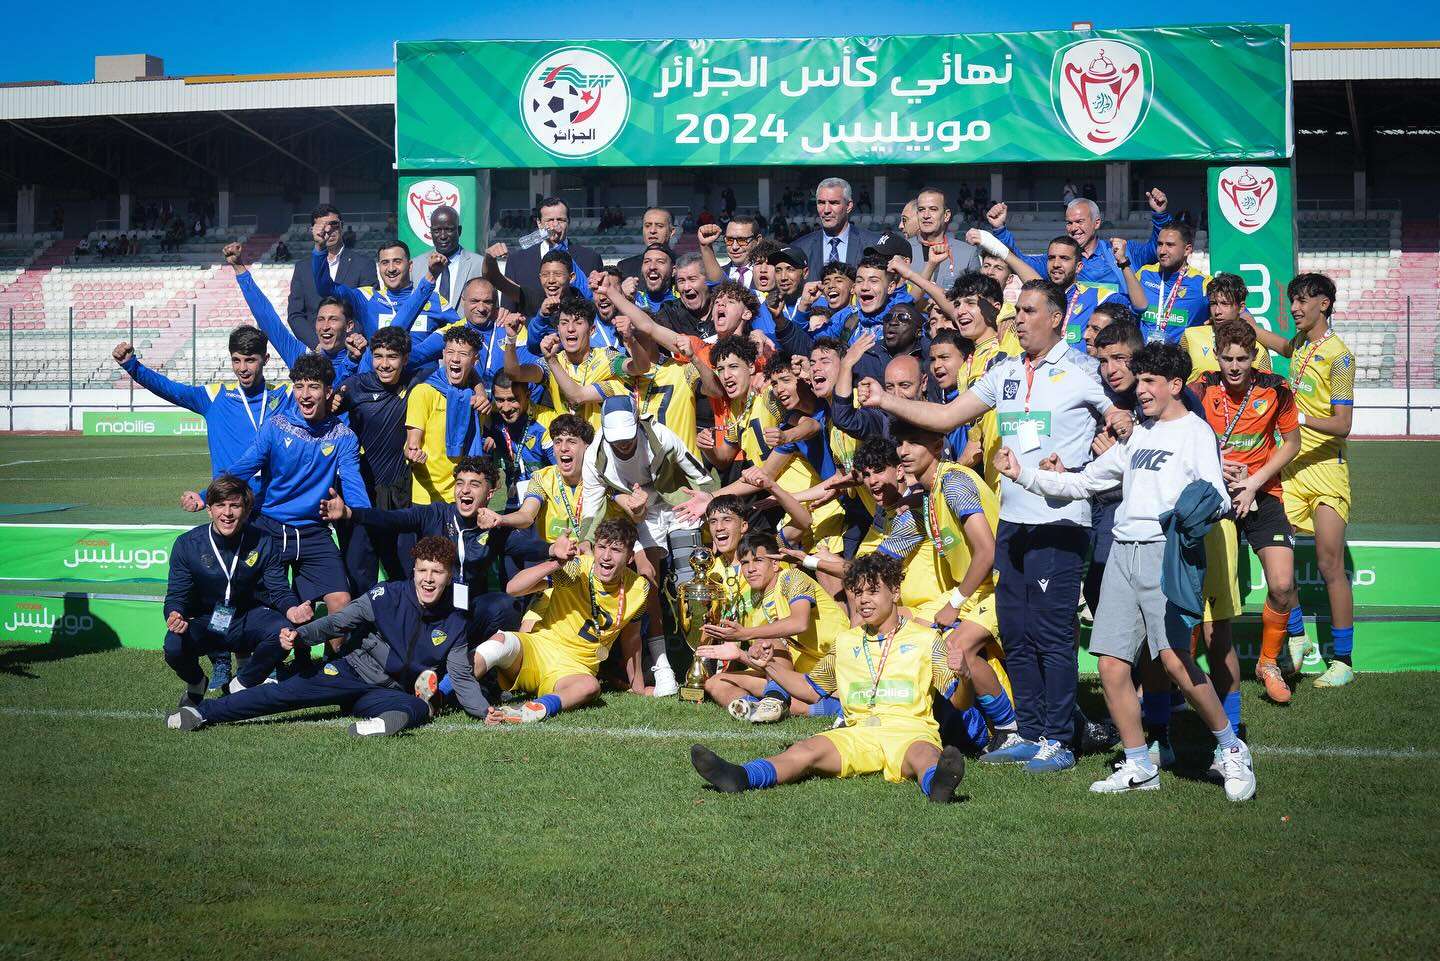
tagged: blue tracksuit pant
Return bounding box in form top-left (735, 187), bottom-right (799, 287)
top-left (196, 658), bottom-right (429, 728)
top-left (164, 607), bottom-right (290, 688)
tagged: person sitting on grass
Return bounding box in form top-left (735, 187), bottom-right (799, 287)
top-left (695, 530), bottom-right (845, 722)
top-left (689, 552), bottom-right (968, 803)
top-left (167, 536), bottom-right (487, 736)
top-left (164, 473), bottom-right (314, 707)
top-left (474, 519), bottom-right (650, 723)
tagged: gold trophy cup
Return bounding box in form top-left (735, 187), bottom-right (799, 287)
top-left (678, 548), bottom-right (721, 703)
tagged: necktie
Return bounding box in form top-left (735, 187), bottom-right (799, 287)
top-left (438, 262), bottom-right (451, 301)
top-left (735, 266), bottom-right (749, 287)
top-left (828, 237), bottom-right (840, 263)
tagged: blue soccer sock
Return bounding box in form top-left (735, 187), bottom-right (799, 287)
top-left (961, 706), bottom-right (989, 753)
top-left (538, 693), bottom-right (563, 718)
top-left (976, 691), bottom-right (1018, 731)
top-left (919, 764), bottom-right (938, 797)
top-left (1212, 723), bottom-right (1239, 752)
top-left (438, 674), bottom-right (454, 697)
top-left (1222, 690), bottom-right (1242, 731)
top-left (761, 680), bottom-right (788, 701)
top-left (806, 696), bottom-right (843, 717)
top-left (742, 758), bottom-right (778, 789)
top-left (1141, 692), bottom-right (1170, 738)
top-left (1331, 626), bottom-right (1354, 666)
top-left (1287, 605), bottom-right (1306, 638)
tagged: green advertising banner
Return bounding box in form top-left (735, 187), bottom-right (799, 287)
top-left (397, 173), bottom-right (486, 258)
top-left (0, 593), bottom-right (161, 651)
top-left (82, 411), bottom-right (208, 437)
top-left (1239, 540), bottom-right (1440, 611)
top-left (396, 25), bottom-right (1291, 169)
top-left (1206, 162), bottom-right (1299, 369)
top-left (0, 524), bottom-right (188, 583)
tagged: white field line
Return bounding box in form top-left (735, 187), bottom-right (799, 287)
top-left (0, 451), bottom-right (203, 469)
top-left (0, 705), bottom-right (1437, 759)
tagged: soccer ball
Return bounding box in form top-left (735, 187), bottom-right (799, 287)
top-left (530, 80), bottom-right (583, 130)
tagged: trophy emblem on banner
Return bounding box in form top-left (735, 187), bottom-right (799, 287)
top-left (1217, 168), bottom-right (1279, 233)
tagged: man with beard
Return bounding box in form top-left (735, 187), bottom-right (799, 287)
top-left (618, 207), bottom-right (680, 280)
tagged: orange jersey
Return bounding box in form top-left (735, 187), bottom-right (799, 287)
top-left (1190, 371), bottom-right (1299, 497)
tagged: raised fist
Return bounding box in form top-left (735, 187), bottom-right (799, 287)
top-left (697, 223), bottom-right (722, 246)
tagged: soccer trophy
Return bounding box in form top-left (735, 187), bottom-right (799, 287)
top-left (678, 547), bottom-right (722, 703)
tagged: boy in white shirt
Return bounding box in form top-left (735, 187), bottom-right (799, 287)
top-left (995, 342), bottom-right (1256, 802)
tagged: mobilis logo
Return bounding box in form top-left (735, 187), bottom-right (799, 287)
top-left (406, 179), bottom-right (461, 245)
top-left (94, 418), bottom-right (155, 434)
top-left (1052, 39), bottom-right (1152, 156)
top-left (1216, 167), bottom-right (1279, 234)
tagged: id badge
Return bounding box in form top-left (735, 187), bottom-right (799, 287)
top-left (210, 604), bottom-right (234, 633)
top-left (453, 582), bottom-right (470, 610)
top-left (1016, 419), bottom-right (1042, 453)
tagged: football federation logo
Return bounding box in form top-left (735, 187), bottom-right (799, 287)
top-left (1217, 167), bottom-right (1278, 234)
top-left (520, 47), bottom-right (630, 159)
top-left (406, 179), bottom-right (460, 246)
top-left (1052, 40), bottom-right (1152, 156)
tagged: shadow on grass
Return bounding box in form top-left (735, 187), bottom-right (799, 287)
top-left (1, 594), bottom-right (122, 679)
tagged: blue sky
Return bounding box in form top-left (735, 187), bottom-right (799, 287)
top-left (3, 1), bottom-right (1434, 84)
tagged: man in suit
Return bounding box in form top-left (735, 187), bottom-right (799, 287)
top-left (794, 178), bottom-right (881, 282)
top-left (486, 197), bottom-right (602, 313)
top-left (908, 187), bottom-right (981, 291)
top-left (617, 207), bottom-right (679, 280)
top-left (407, 205), bottom-right (485, 308)
top-left (288, 204), bottom-right (371, 349)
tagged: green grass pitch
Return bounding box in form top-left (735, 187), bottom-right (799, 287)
top-left (0, 435), bottom-right (1438, 960)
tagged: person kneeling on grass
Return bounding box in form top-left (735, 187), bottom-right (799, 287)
top-left (476, 519), bottom-right (649, 724)
top-left (695, 530), bottom-right (847, 723)
top-left (166, 536), bottom-right (487, 736)
top-left (164, 473), bottom-right (314, 708)
top-left (690, 552), bottom-right (968, 803)
top-left (993, 342), bottom-right (1257, 801)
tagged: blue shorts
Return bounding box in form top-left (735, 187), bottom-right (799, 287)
top-left (252, 514), bottom-right (350, 601)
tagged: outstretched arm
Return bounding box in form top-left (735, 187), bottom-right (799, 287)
top-left (228, 243), bottom-right (306, 366)
top-left (113, 343), bottom-right (210, 413)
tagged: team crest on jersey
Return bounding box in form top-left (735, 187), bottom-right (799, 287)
top-left (370, 585), bottom-right (385, 599)
top-left (1052, 39), bottom-right (1152, 156)
top-left (269, 395), bottom-right (283, 411)
top-left (1253, 399), bottom-right (1267, 413)
top-left (1002, 379), bottom-right (1020, 400)
top-left (899, 644), bottom-right (916, 654)
top-left (323, 664), bottom-right (339, 676)
top-left (1217, 167), bottom-right (1278, 234)
top-left (321, 444), bottom-right (335, 456)
top-left (431, 628), bottom-right (447, 646)
top-left (244, 550), bottom-right (259, 567)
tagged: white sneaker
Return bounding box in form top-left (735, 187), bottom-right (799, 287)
top-left (1090, 758), bottom-right (1160, 794)
top-left (1220, 740), bottom-right (1257, 802)
top-left (1206, 747), bottom-right (1225, 783)
top-left (414, 669), bottom-right (439, 715)
top-left (748, 697), bottom-right (787, 724)
top-left (651, 667), bottom-right (680, 698)
top-left (1288, 636), bottom-right (1317, 676)
top-left (727, 697), bottom-right (757, 721)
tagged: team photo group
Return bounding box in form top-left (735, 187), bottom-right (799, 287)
top-left (127, 176), bottom-right (1359, 805)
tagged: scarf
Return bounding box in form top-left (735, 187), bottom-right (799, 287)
top-left (424, 367), bottom-right (485, 458)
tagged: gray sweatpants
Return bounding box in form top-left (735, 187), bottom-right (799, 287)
top-left (1089, 540), bottom-right (1191, 664)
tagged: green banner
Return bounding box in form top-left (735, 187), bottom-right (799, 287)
top-left (396, 25), bottom-right (1290, 169)
top-left (0, 593), bottom-right (161, 650)
top-left (1239, 540), bottom-right (1440, 611)
top-left (82, 411), bottom-right (208, 437)
top-left (1207, 162), bottom-right (1299, 370)
top-left (397, 173), bottom-right (483, 258)
top-left (0, 524), bottom-right (188, 583)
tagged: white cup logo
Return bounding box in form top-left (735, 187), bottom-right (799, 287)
top-left (1216, 167), bottom-right (1278, 234)
top-left (520, 47), bottom-right (630, 159)
top-left (406, 180), bottom-right (461, 245)
top-left (1052, 39), bottom-right (1151, 156)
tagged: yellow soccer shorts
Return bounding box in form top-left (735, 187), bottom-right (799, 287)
top-left (818, 720), bottom-right (942, 783)
top-left (1282, 462), bottom-right (1351, 533)
top-left (800, 499), bottom-right (848, 555)
top-left (1201, 518), bottom-right (1242, 622)
top-left (509, 631), bottom-right (595, 697)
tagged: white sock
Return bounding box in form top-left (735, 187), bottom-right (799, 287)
top-left (226, 677), bottom-right (247, 695)
top-left (352, 717), bottom-right (388, 736)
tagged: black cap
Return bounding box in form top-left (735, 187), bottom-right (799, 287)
top-left (642, 243), bottom-right (675, 261)
top-left (772, 245), bottom-right (808, 268)
top-left (862, 229), bottom-right (912, 262)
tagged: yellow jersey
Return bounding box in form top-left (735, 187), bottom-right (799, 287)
top-left (727, 389), bottom-right (821, 496)
top-left (826, 418), bottom-right (876, 515)
top-left (743, 567), bottom-right (845, 672)
top-left (880, 463), bottom-right (997, 610)
top-left (601, 360), bottom-right (702, 459)
top-left (1181, 324), bottom-right (1273, 378)
top-left (531, 553), bottom-right (649, 667)
top-left (822, 618), bottom-right (953, 730)
top-left (545, 348), bottom-right (622, 433)
top-left (699, 551), bottom-right (755, 624)
top-left (404, 382), bottom-right (462, 505)
top-left (961, 333), bottom-right (1016, 492)
top-left (1287, 329), bottom-right (1355, 464)
top-left (525, 465), bottom-right (586, 542)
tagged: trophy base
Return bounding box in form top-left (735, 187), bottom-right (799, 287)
top-left (678, 686), bottom-right (706, 704)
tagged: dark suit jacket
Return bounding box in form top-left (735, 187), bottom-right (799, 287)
top-left (501, 241), bottom-right (604, 312)
top-left (288, 247), bottom-right (372, 348)
top-left (616, 253), bottom-right (643, 280)
top-left (794, 223), bottom-right (881, 282)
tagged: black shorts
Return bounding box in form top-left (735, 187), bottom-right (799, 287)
top-left (252, 514), bottom-right (350, 601)
top-left (1238, 491), bottom-right (1293, 552)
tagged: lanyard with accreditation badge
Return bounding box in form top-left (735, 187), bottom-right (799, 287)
top-left (206, 528), bottom-right (242, 632)
top-left (1151, 271), bottom-right (1186, 338)
top-left (1014, 355), bottom-right (1044, 453)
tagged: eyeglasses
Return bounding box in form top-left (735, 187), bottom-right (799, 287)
top-left (724, 236), bottom-right (755, 246)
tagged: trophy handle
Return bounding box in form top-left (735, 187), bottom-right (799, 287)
top-left (1118, 62), bottom-right (1140, 103)
top-left (1063, 62), bottom-right (1085, 101)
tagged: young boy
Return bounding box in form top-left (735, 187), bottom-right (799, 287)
top-left (689, 552), bottom-right (968, 803)
top-left (477, 413), bottom-right (595, 543)
top-left (167, 536), bottom-right (487, 735)
top-left (504, 296), bottom-right (622, 432)
top-left (227, 243), bottom-right (358, 386)
top-left (1190, 320), bottom-right (1301, 717)
top-left (486, 371), bottom-right (554, 508)
top-left (695, 530), bottom-right (846, 715)
top-left (181, 353), bottom-right (369, 619)
top-left (1250, 273), bottom-right (1356, 687)
top-left (996, 342), bottom-right (1256, 800)
top-left (404, 325), bottom-right (485, 505)
top-left (1181, 272), bottom-right (1273, 377)
top-left (476, 520), bottom-right (650, 722)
